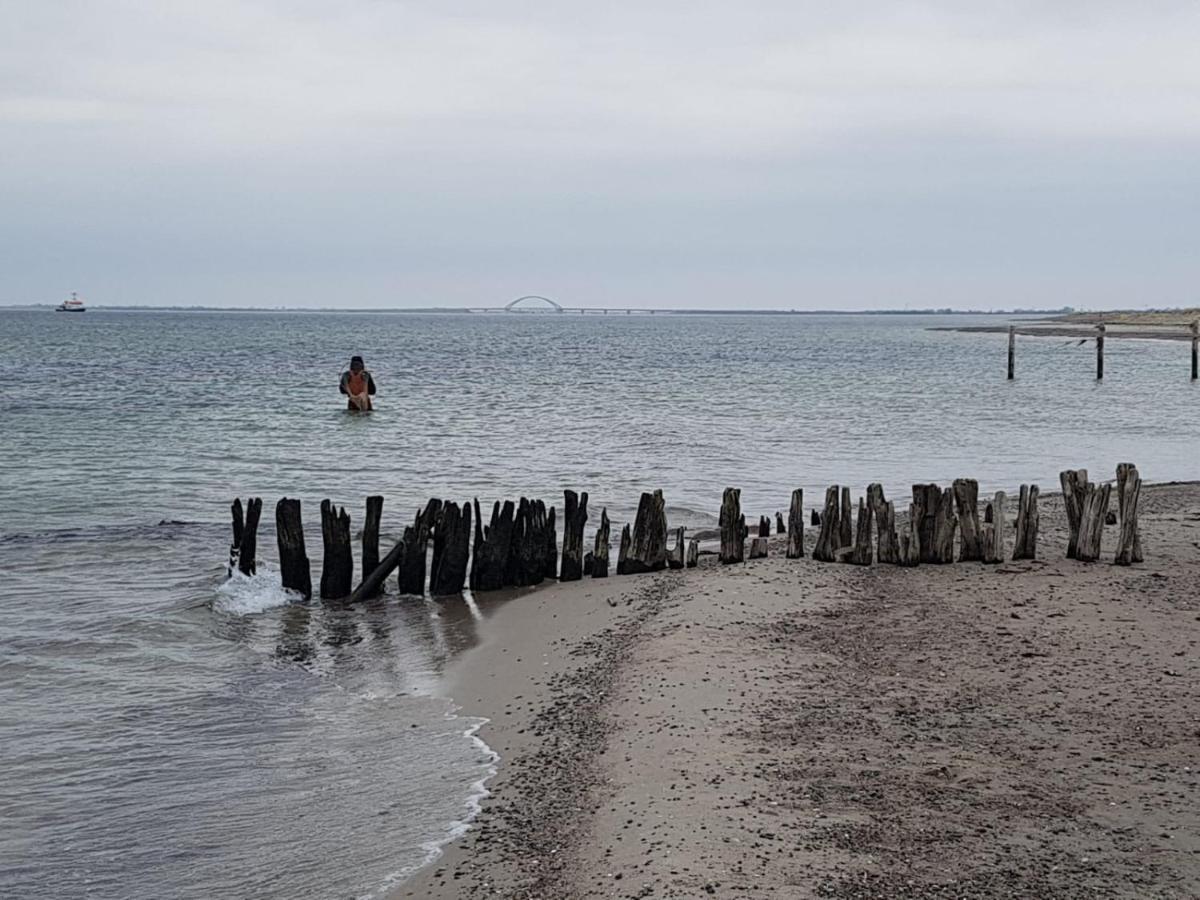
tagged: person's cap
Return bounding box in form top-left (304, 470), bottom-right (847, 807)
top-left (350, 355), bottom-right (364, 368)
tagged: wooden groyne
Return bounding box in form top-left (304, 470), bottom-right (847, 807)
top-left (225, 463), bottom-right (1148, 602)
top-left (1004, 319), bottom-right (1200, 381)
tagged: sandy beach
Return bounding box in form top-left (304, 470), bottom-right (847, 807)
top-left (399, 482), bottom-right (1200, 899)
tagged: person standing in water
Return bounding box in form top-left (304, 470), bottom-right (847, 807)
top-left (339, 355), bottom-right (377, 411)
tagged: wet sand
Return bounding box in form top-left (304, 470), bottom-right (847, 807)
top-left (399, 483), bottom-right (1200, 898)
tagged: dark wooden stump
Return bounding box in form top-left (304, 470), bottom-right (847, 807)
top-left (758, 515), bottom-right (770, 538)
top-left (1115, 463), bottom-right (1143, 563)
top-left (847, 497), bottom-right (874, 565)
top-left (592, 508), bottom-right (611, 578)
top-left (617, 523), bottom-right (632, 575)
top-left (1059, 469), bottom-right (1089, 559)
top-left (667, 527), bottom-right (685, 570)
top-left (398, 499), bottom-right (442, 596)
top-left (952, 479), bottom-right (982, 562)
top-left (505, 498), bottom-right (547, 588)
top-left (786, 489), bottom-right (804, 559)
top-left (899, 503), bottom-right (920, 567)
top-left (361, 495), bottom-right (384, 596)
top-left (912, 484), bottom-right (956, 564)
top-left (867, 484), bottom-right (898, 564)
top-left (1008, 325), bottom-right (1015, 380)
top-left (981, 491), bottom-right (1006, 564)
top-left (230, 497), bottom-right (262, 576)
top-left (275, 498), bottom-right (312, 600)
top-left (430, 500), bottom-right (472, 595)
top-left (749, 537), bottom-right (768, 559)
top-left (1096, 323), bottom-right (1105, 380)
top-left (319, 500), bottom-right (353, 600)
top-left (812, 486), bottom-right (841, 562)
top-left (560, 490), bottom-right (589, 582)
top-left (686, 539), bottom-right (699, 568)
top-left (625, 490), bottom-right (669, 574)
top-left (350, 538), bottom-right (405, 603)
top-left (719, 488), bottom-right (746, 565)
top-left (838, 487), bottom-right (853, 550)
top-left (229, 499), bottom-right (244, 573)
top-left (1012, 484), bottom-right (1039, 561)
top-left (1076, 482), bottom-right (1112, 563)
top-left (544, 506), bottom-right (558, 580)
top-left (775, 512), bottom-right (786, 535)
top-left (811, 510), bottom-right (821, 527)
top-left (1114, 464), bottom-right (1142, 566)
top-left (583, 552), bottom-right (594, 576)
top-left (470, 499), bottom-right (515, 592)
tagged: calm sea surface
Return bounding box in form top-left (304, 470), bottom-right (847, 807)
top-left (1, 309), bottom-right (1197, 898)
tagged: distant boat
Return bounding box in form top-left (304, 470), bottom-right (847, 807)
top-left (56, 292), bottom-right (86, 312)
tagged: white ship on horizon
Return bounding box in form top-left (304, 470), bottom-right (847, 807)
top-left (56, 292), bottom-right (86, 312)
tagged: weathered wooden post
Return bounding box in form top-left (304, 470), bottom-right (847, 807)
top-left (1012, 484), bottom-right (1039, 560)
top-left (1008, 325), bottom-right (1015, 380)
top-left (1096, 323), bottom-right (1105, 380)
top-left (592, 508), bottom-right (611, 578)
top-left (430, 500), bottom-right (472, 595)
top-left (867, 484), bottom-right (898, 564)
top-left (470, 499), bottom-right (515, 592)
top-left (838, 487), bottom-right (853, 550)
top-left (544, 506), bottom-right (558, 580)
top-left (319, 500), bottom-right (353, 599)
top-left (505, 498), bottom-right (545, 587)
top-left (775, 512), bottom-right (786, 535)
top-left (361, 495), bottom-right (384, 596)
top-left (667, 527), bottom-right (685, 569)
top-left (812, 486), bottom-right (841, 562)
top-left (749, 537), bottom-right (768, 559)
top-left (560, 490), bottom-right (589, 581)
top-left (811, 510), bottom-right (820, 526)
top-left (1192, 321), bottom-right (1199, 380)
top-left (1114, 463), bottom-right (1142, 565)
top-left (847, 497), bottom-right (874, 565)
top-left (786, 489), bottom-right (804, 559)
top-left (399, 499), bottom-right (442, 595)
top-left (719, 488), bottom-right (746, 564)
top-left (1076, 483), bottom-right (1112, 562)
top-left (626, 490), bottom-right (669, 573)
top-left (686, 539), bottom-right (699, 568)
top-left (912, 484), bottom-right (956, 564)
top-left (898, 503), bottom-right (920, 566)
top-left (981, 491), bottom-right (1006, 564)
top-left (757, 515), bottom-right (769, 538)
top-left (229, 497), bottom-right (262, 576)
top-left (1115, 463), bottom-right (1143, 563)
top-left (1059, 469), bottom-right (1089, 559)
top-left (952, 479), bottom-right (982, 562)
top-left (617, 523), bottom-right (632, 574)
top-left (275, 498), bottom-right (312, 599)
top-left (349, 537), bottom-right (405, 603)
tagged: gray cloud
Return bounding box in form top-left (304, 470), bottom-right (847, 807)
top-left (2, 1), bottom-right (1199, 308)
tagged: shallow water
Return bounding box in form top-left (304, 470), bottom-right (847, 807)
top-left (1, 309), bottom-right (1197, 898)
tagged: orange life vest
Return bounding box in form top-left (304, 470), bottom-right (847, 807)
top-left (347, 371), bottom-right (368, 395)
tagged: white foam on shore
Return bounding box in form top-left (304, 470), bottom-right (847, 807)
top-left (214, 565), bottom-right (300, 615)
top-left (365, 714), bottom-right (500, 899)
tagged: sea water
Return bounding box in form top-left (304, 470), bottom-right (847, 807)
top-left (1, 309), bottom-right (1197, 898)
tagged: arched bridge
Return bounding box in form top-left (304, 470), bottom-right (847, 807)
top-left (504, 295), bottom-right (563, 312)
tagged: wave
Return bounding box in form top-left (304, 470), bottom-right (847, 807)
top-left (214, 565), bottom-right (301, 615)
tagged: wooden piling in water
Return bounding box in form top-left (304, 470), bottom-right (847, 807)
top-left (229, 497), bottom-right (262, 576)
top-left (349, 537), bottom-right (405, 603)
top-left (398, 499), bottom-right (441, 595)
top-left (229, 499), bottom-right (244, 573)
top-left (430, 500), bottom-right (472, 595)
top-left (1114, 463), bottom-right (1142, 566)
top-left (812, 486), bottom-right (841, 562)
top-left (1012, 484), bottom-right (1039, 560)
top-left (786, 489), bottom-right (804, 559)
top-left (719, 488), bottom-right (746, 564)
top-left (1008, 325), bottom-right (1015, 380)
top-left (1096, 323), bottom-right (1105, 380)
top-left (952, 479), bottom-right (982, 562)
top-left (592, 508), bottom-right (611, 578)
top-left (275, 498), bottom-right (311, 599)
top-left (560, 490), bottom-right (589, 582)
top-left (470, 499), bottom-right (514, 592)
top-left (361, 495), bottom-right (383, 596)
top-left (319, 499), bottom-right (353, 599)
top-left (1192, 321), bottom-right (1199, 380)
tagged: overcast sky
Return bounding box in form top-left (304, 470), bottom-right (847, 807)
top-left (2, 1), bottom-right (1198, 309)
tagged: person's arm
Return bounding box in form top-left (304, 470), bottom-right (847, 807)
top-left (366, 372), bottom-right (377, 395)
top-left (339, 372), bottom-right (350, 395)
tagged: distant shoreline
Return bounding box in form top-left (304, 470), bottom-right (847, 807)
top-left (0, 304), bottom-right (1066, 316)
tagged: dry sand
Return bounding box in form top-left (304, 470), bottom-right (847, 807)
top-left (399, 483), bottom-right (1200, 899)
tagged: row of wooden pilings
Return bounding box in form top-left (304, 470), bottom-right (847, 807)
top-left (226, 464), bottom-right (1143, 602)
top-left (1008, 322), bottom-right (1200, 380)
